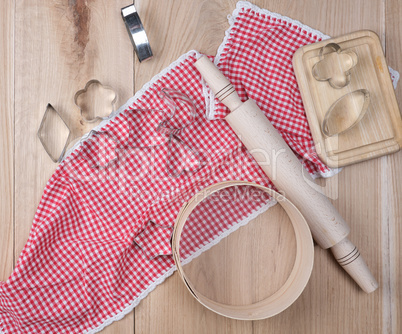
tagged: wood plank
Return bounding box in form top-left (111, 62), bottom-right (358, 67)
top-left (254, 0), bottom-right (385, 333)
top-left (134, 0), bottom-right (391, 333)
top-left (14, 0), bottom-right (134, 332)
top-left (2, 0), bottom-right (398, 332)
top-left (385, 0), bottom-right (402, 332)
top-left (134, 0), bottom-right (232, 89)
top-left (0, 0), bottom-right (14, 282)
top-left (133, 1), bottom-right (252, 333)
top-left (136, 273), bottom-right (252, 334)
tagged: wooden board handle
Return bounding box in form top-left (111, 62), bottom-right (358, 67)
top-left (194, 55), bottom-right (378, 293)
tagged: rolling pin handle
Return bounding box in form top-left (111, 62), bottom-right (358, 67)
top-left (194, 56), bottom-right (243, 111)
top-left (330, 237), bottom-right (378, 293)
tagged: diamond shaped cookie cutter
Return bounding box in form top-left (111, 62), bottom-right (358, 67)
top-left (37, 103), bottom-right (73, 163)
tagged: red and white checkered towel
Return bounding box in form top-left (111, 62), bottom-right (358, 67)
top-left (0, 2), bottom-right (399, 333)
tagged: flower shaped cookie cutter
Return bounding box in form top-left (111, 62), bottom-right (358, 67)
top-left (312, 43), bottom-right (358, 89)
top-left (74, 79), bottom-right (117, 123)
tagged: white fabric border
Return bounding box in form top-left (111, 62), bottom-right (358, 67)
top-left (389, 66), bottom-right (400, 89)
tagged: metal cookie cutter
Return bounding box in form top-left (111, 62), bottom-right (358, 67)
top-left (312, 43), bottom-right (358, 89)
top-left (121, 4), bottom-right (153, 62)
top-left (322, 89), bottom-right (371, 137)
top-left (38, 80), bottom-right (117, 162)
top-left (74, 79), bottom-right (117, 123)
top-left (37, 103), bottom-right (73, 163)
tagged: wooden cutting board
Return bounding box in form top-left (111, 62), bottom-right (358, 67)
top-left (293, 30), bottom-right (402, 168)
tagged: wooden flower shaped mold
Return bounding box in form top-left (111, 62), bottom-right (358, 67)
top-left (74, 80), bottom-right (117, 123)
top-left (312, 43), bottom-right (358, 89)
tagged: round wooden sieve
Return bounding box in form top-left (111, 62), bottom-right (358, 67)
top-left (171, 181), bottom-right (314, 320)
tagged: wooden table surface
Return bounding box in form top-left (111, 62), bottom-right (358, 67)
top-left (0, 0), bottom-right (401, 333)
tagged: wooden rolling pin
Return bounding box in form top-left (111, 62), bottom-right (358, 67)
top-left (195, 56), bottom-right (378, 293)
